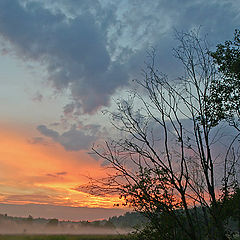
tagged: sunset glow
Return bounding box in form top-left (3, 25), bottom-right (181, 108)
top-left (0, 122), bottom-right (121, 209)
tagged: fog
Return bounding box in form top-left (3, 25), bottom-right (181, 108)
top-left (0, 217), bottom-right (130, 235)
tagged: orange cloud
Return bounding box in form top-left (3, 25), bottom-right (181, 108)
top-left (0, 122), bottom-right (123, 209)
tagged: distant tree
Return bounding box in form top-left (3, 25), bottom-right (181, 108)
top-left (104, 220), bottom-right (115, 229)
top-left (81, 220), bottom-right (90, 227)
top-left (47, 218), bottom-right (59, 227)
top-left (89, 30), bottom-right (239, 240)
top-left (26, 215), bottom-right (33, 225)
top-left (92, 220), bottom-right (101, 227)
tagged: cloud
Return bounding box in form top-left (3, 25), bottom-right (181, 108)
top-left (0, 0), bottom-right (239, 114)
top-left (37, 125), bottom-right (59, 139)
top-left (28, 137), bottom-right (48, 145)
top-left (32, 91), bottom-right (43, 102)
top-left (4, 194), bottom-right (55, 204)
top-left (121, 0), bottom-right (240, 77)
top-left (37, 124), bottom-right (95, 151)
top-left (46, 172), bottom-right (67, 178)
top-left (56, 171), bottom-right (67, 176)
top-left (0, 0), bottom-right (128, 113)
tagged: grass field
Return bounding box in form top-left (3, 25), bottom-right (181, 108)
top-left (0, 235), bottom-right (130, 240)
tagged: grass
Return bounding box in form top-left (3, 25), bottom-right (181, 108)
top-left (0, 235), bottom-right (130, 240)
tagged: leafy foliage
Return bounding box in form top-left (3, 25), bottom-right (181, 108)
top-left (207, 29), bottom-right (240, 129)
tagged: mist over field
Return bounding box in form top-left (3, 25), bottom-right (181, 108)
top-left (0, 224), bottom-right (128, 235)
top-left (0, 212), bottom-right (141, 235)
top-left (0, 218), bottom-right (129, 235)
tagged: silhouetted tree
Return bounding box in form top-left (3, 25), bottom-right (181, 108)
top-left (26, 215), bottom-right (33, 225)
top-left (208, 29), bottom-right (240, 130)
top-left (88, 30), bottom-right (240, 240)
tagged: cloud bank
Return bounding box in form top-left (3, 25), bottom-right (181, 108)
top-left (0, 0), bottom-right (239, 115)
top-left (37, 125), bottom-right (96, 151)
top-left (0, 0), bottom-right (128, 113)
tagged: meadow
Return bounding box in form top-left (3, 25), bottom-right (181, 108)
top-left (0, 235), bottom-right (130, 240)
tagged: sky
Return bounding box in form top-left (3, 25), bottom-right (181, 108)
top-left (0, 0), bottom-right (239, 221)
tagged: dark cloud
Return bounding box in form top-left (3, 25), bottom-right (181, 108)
top-left (59, 126), bottom-right (95, 151)
top-left (63, 103), bottom-right (75, 116)
top-left (46, 173), bottom-right (58, 178)
top-left (123, 0), bottom-right (240, 77)
top-left (37, 125), bottom-right (59, 139)
top-left (37, 124), bottom-right (95, 151)
top-left (32, 92), bottom-right (43, 102)
top-left (46, 171), bottom-right (67, 178)
top-left (3, 194), bottom-right (57, 205)
top-left (28, 137), bottom-right (48, 145)
top-left (0, 0), bottom-right (128, 113)
top-left (0, 0), bottom-right (239, 114)
top-left (56, 171), bottom-right (67, 176)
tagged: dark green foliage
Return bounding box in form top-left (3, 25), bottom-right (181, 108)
top-left (130, 223), bottom-right (165, 240)
top-left (207, 29), bottom-right (240, 128)
top-left (130, 198), bottom-right (240, 240)
top-left (120, 167), bottom-right (181, 219)
top-left (218, 188), bottom-right (240, 235)
top-left (211, 29), bottom-right (240, 81)
top-left (47, 218), bottom-right (59, 227)
top-left (109, 212), bottom-right (147, 229)
top-left (103, 221), bottom-right (115, 229)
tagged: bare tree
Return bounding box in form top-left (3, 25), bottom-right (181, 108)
top-left (85, 31), bottom-right (239, 240)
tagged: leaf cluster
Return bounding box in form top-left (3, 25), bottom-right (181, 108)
top-left (207, 29), bottom-right (240, 128)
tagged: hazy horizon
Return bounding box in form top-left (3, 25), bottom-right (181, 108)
top-left (0, 203), bottom-right (127, 221)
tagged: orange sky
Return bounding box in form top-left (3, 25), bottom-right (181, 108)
top-left (0, 122), bottom-right (123, 210)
